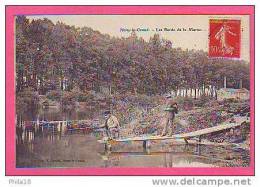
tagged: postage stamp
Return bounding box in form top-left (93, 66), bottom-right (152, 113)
top-left (209, 19), bottom-right (241, 58)
top-left (5, 6), bottom-right (254, 176)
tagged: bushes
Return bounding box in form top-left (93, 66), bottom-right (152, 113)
top-left (223, 98), bottom-right (239, 103)
top-left (176, 97), bottom-right (194, 110)
top-left (42, 100), bottom-right (50, 108)
top-left (16, 87), bottom-right (40, 111)
top-left (45, 88), bottom-right (99, 110)
top-left (177, 96), bottom-right (213, 108)
top-left (46, 88), bottom-right (94, 102)
top-left (46, 90), bottom-right (77, 109)
top-left (46, 90), bottom-right (62, 101)
top-left (60, 91), bottom-right (94, 108)
top-left (77, 92), bottom-right (94, 102)
top-left (60, 91), bottom-right (77, 109)
top-left (194, 96), bottom-right (212, 107)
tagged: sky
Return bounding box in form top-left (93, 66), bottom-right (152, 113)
top-left (28, 15), bottom-right (250, 61)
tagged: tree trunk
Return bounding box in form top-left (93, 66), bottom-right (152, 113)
top-left (215, 87), bottom-right (218, 100)
top-left (210, 85), bottom-right (214, 98)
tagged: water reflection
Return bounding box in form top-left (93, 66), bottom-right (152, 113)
top-left (16, 109), bottom-right (250, 168)
top-left (16, 128), bottom-right (250, 168)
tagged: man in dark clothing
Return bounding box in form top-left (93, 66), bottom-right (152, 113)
top-left (161, 95), bottom-right (178, 136)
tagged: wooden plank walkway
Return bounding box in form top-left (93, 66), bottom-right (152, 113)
top-left (98, 116), bottom-right (249, 147)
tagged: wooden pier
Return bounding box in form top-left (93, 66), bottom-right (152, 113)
top-left (98, 116), bottom-right (249, 152)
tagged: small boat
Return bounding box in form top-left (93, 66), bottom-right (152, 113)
top-left (24, 122), bottom-right (34, 131)
top-left (66, 121), bottom-right (93, 134)
top-left (39, 121), bottom-right (56, 130)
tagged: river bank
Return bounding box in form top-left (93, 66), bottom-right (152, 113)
top-left (17, 91), bottom-right (250, 145)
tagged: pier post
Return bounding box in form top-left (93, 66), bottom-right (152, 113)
top-left (184, 138), bottom-right (189, 150)
top-left (143, 140), bottom-right (151, 154)
top-left (196, 135), bottom-right (202, 155)
top-left (105, 143), bottom-right (107, 152)
top-left (105, 142), bottom-right (112, 152)
top-left (143, 140), bottom-right (147, 152)
top-left (184, 138), bottom-right (189, 144)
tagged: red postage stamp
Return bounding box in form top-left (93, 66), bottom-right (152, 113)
top-left (209, 19), bottom-right (241, 58)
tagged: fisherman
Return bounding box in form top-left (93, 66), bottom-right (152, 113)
top-left (161, 95), bottom-right (178, 136)
top-left (99, 110), bottom-right (120, 139)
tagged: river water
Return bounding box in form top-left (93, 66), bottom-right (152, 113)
top-left (16, 109), bottom-right (250, 168)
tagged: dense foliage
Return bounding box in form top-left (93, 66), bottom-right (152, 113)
top-left (16, 16), bottom-right (250, 98)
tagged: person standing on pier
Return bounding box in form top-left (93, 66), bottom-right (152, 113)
top-left (161, 95), bottom-right (178, 137)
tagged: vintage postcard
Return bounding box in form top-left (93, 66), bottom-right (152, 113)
top-left (5, 6), bottom-right (255, 176)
